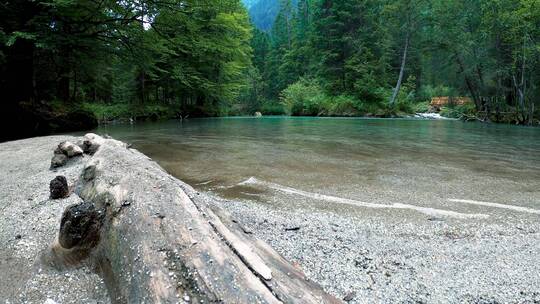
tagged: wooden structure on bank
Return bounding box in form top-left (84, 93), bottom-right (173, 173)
top-left (430, 96), bottom-right (472, 110)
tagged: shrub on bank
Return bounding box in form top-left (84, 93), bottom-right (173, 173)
top-left (279, 77), bottom-right (432, 117)
top-left (440, 103), bottom-right (477, 118)
top-left (325, 95), bottom-right (364, 116)
top-left (413, 102), bottom-right (430, 113)
top-left (280, 79), bottom-right (368, 116)
top-left (260, 101), bottom-right (287, 115)
top-left (280, 78), bottom-right (327, 116)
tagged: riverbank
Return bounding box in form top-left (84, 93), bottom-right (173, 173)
top-left (215, 193), bottom-right (540, 303)
top-left (0, 136), bottom-right (109, 303)
top-left (95, 118), bottom-right (540, 304)
top-left (2, 130), bottom-right (540, 303)
top-left (0, 134), bottom-right (337, 303)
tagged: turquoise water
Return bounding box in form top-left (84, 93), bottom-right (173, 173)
top-left (97, 117), bottom-right (540, 215)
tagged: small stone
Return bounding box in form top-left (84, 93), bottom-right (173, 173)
top-left (241, 226), bottom-right (253, 234)
top-left (183, 295), bottom-right (190, 302)
top-left (285, 226), bottom-right (301, 231)
top-left (49, 176), bottom-right (69, 199)
top-left (15, 234), bottom-right (22, 240)
top-left (82, 133), bottom-right (103, 154)
top-left (343, 291), bottom-right (356, 302)
top-left (428, 217), bottom-right (444, 222)
top-left (51, 153), bottom-right (68, 168)
top-left (58, 141), bottom-right (83, 157)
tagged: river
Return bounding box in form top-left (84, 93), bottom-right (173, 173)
top-left (96, 117), bottom-right (540, 303)
top-left (97, 117), bottom-right (540, 219)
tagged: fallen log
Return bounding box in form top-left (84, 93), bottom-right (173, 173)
top-left (45, 134), bottom-right (341, 304)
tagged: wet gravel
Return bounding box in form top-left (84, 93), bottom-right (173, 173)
top-left (211, 193), bottom-right (540, 304)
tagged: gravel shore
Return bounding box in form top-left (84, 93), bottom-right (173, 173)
top-left (207, 190), bottom-right (540, 304)
top-left (0, 136), bottom-right (108, 304)
top-left (2, 135), bottom-right (539, 303)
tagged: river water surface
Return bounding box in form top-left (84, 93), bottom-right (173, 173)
top-left (96, 117), bottom-right (540, 303)
top-left (97, 117), bottom-right (540, 219)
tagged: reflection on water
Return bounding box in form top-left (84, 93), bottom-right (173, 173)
top-left (97, 117), bottom-right (540, 213)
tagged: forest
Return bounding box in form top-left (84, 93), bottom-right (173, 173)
top-left (1, 0), bottom-right (539, 140)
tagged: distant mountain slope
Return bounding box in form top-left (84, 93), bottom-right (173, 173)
top-left (241, 0), bottom-right (259, 9)
top-left (248, 0), bottom-right (280, 32)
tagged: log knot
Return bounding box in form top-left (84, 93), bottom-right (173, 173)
top-left (59, 201), bottom-right (104, 249)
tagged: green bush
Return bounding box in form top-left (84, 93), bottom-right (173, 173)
top-left (325, 95), bottom-right (363, 116)
top-left (440, 103), bottom-right (477, 118)
top-left (375, 78), bottom-right (417, 115)
top-left (260, 101), bottom-right (287, 115)
top-left (280, 79), bottom-right (395, 116)
top-left (378, 89), bottom-right (416, 115)
top-left (280, 78), bottom-right (327, 116)
top-left (395, 98), bottom-right (415, 114)
top-left (413, 102), bottom-right (430, 113)
top-left (82, 103), bottom-right (131, 121)
top-left (353, 73), bottom-right (386, 103)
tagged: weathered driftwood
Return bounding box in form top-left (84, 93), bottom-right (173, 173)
top-left (48, 134), bottom-right (341, 304)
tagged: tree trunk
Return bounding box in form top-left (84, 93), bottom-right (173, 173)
top-left (140, 71), bottom-right (146, 103)
top-left (48, 135), bottom-right (342, 304)
top-left (455, 53), bottom-right (482, 111)
top-left (513, 74), bottom-right (525, 115)
top-left (72, 70), bottom-right (78, 101)
top-left (389, 33), bottom-right (410, 106)
top-left (529, 102), bottom-right (534, 126)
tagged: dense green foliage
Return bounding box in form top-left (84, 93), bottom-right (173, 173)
top-left (245, 0), bottom-right (540, 123)
top-left (1, 0), bottom-right (540, 141)
top-left (0, 0), bottom-right (252, 130)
